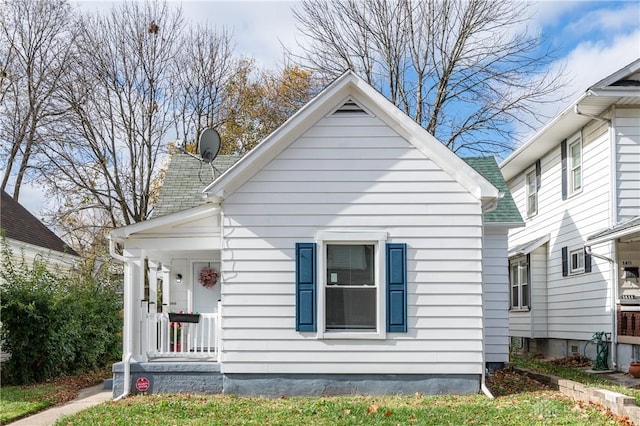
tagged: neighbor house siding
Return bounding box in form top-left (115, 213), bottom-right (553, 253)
top-left (616, 107), bottom-right (640, 222)
top-left (482, 228), bottom-right (509, 363)
top-left (220, 113), bottom-right (485, 375)
top-left (507, 119), bottom-right (614, 341)
top-left (530, 245), bottom-right (548, 338)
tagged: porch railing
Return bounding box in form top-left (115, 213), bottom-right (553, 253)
top-left (145, 312), bottom-right (220, 359)
top-left (618, 309), bottom-right (640, 338)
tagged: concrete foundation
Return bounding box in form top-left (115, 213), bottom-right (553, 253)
top-left (112, 362), bottom-right (223, 397)
top-left (111, 362), bottom-right (480, 397)
top-left (223, 373), bottom-right (479, 397)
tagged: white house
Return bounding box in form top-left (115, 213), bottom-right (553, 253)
top-left (500, 59), bottom-right (640, 371)
top-left (1, 190), bottom-right (80, 362)
top-left (1, 190), bottom-right (79, 269)
top-left (109, 71), bottom-right (522, 397)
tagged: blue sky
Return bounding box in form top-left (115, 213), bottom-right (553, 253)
top-left (17, 0), bottom-right (640, 215)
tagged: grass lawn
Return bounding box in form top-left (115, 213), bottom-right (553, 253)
top-left (56, 390), bottom-right (623, 426)
top-left (3, 360), bottom-right (633, 425)
top-left (0, 368), bottom-right (109, 425)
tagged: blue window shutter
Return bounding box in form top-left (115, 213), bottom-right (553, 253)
top-left (560, 139), bottom-right (567, 200)
top-left (584, 250), bottom-right (592, 273)
top-left (295, 243), bottom-right (316, 332)
top-left (386, 243), bottom-right (407, 332)
top-left (561, 246), bottom-right (568, 277)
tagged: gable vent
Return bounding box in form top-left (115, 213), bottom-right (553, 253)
top-left (333, 100), bottom-right (368, 115)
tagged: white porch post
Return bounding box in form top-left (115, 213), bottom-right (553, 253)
top-left (123, 248), bottom-right (145, 361)
top-left (148, 261), bottom-right (158, 314)
top-left (161, 265), bottom-right (171, 313)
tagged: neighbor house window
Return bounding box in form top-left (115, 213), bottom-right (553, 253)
top-left (569, 137), bottom-right (582, 194)
top-left (526, 168), bottom-right (537, 217)
top-left (561, 246), bottom-right (592, 276)
top-left (325, 244), bottom-right (376, 330)
top-left (510, 257), bottom-right (529, 310)
top-left (570, 248), bottom-right (585, 274)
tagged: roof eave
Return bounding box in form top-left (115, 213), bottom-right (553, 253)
top-left (109, 204), bottom-right (220, 240)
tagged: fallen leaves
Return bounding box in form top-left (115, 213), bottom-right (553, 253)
top-left (486, 369), bottom-right (550, 397)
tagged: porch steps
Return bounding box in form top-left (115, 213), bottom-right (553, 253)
top-left (112, 361), bottom-right (222, 396)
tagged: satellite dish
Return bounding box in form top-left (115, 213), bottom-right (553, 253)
top-left (198, 128), bottom-right (221, 164)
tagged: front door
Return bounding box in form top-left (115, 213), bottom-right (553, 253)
top-left (192, 261), bottom-right (220, 314)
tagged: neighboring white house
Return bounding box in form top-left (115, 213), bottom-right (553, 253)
top-left (0, 190), bottom-right (79, 270)
top-left (109, 71), bottom-right (522, 397)
top-left (500, 59), bottom-right (640, 371)
top-left (1, 190), bottom-right (80, 362)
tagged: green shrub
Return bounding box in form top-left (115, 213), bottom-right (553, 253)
top-left (0, 241), bottom-right (122, 384)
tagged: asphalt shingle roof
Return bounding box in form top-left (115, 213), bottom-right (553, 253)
top-left (0, 190), bottom-right (78, 256)
top-left (153, 153), bottom-right (241, 218)
top-left (463, 157), bottom-right (523, 224)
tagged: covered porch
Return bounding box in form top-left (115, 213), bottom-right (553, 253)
top-left (588, 217), bottom-right (640, 346)
top-left (109, 204), bottom-right (222, 364)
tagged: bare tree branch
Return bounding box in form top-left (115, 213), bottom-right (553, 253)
top-left (291, 0), bottom-right (569, 156)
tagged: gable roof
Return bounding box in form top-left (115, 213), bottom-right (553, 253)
top-left (204, 71), bottom-right (499, 205)
top-left (463, 157), bottom-right (523, 224)
top-left (500, 58), bottom-right (640, 181)
top-left (153, 152), bottom-right (241, 218)
top-left (0, 190), bottom-right (78, 256)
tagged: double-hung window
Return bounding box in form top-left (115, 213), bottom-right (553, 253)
top-left (326, 244), bottom-right (376, 330)
top-left (510, 257), bottom-right (529, 310)
top-left (295, 231), bottom-right (408, 338)
top-left (525, 168), bottom-right (537, 217)
top-left (569, 136), bottom-right (582, 194)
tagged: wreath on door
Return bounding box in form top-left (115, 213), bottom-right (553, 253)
top-left (198, 266), bottom-right (219, 289)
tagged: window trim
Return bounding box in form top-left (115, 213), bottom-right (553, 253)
top-left (570, 248), bottom-right (585, 274)
top-left (316, 230), bottom-right (387, 339)
top-left (510, 256), bottom-right (529, 311)
top-left (525, 167), bottom-right (538, 217)
top-left (568, 134), bottom-right (582, 196)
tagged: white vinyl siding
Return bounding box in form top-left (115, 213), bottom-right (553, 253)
top-left (507, 118), bottom-right (613, 341)
top-left (482, 229), bottom-right (510, 363)
top-left (530, 246), bottom-right (548, 337)
top-left (616, 108), bottom-right (640, 222)
top-left (220, 113), bottom-right (486, 375)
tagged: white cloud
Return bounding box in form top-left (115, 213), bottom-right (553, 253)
top-left (566, 3), bottom-right (640, 34)
top-left (563, 30), bottom-right (640, 93)
top-left (12, 183), bottom-right (47, 217)
top-left (516, 28), bottom-right (640, 143)
top-left (179, 1), bottom-right (301, 68)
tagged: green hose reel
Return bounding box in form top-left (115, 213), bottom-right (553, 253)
top-left (586, 331), bottom-right (611, 371)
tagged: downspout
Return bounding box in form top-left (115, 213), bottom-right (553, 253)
top-left (480, 222), bottom-right (494, 399)
top-left (113, 353), bottom-right (133, 401)
top-left (109, 237), bottom-right (134, 400)
top-left (585, 244), bottom-right (617, 369)
top-left (481, 374), bottom-right (494, 399)
top-left (576, 102), bottom-right (617, 369)
top-left (573, 104), bottom-right (611, 124)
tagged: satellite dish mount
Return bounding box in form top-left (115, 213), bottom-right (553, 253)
top-left (199, 128), bottom-right (221, 164)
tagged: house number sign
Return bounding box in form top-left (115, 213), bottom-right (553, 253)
top-left (135, 377), bottom-right (150, 392)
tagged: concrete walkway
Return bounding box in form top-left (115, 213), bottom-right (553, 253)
top-left (8, 384), bottom-right (112, 426)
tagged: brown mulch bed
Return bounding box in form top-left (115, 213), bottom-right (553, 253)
top-left (486, 368), bottom-right (551, 397)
